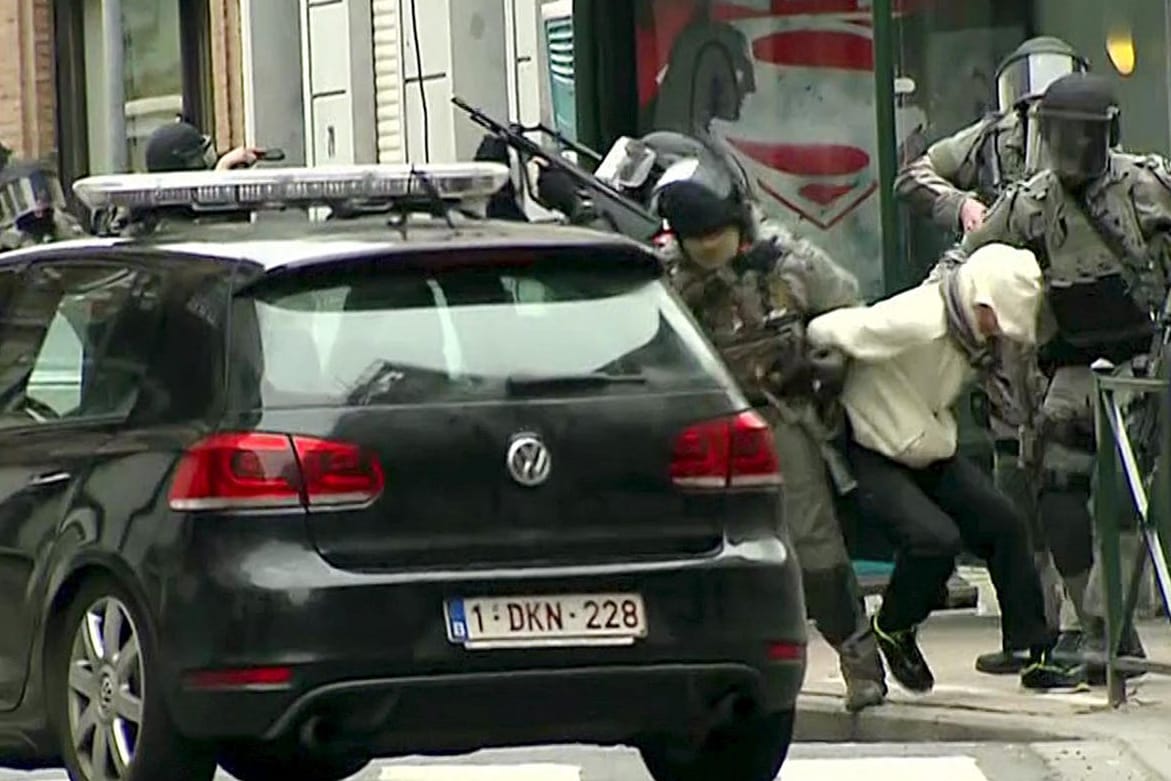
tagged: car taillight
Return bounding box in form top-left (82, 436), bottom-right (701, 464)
top-left (670, 411), bottom-right (782, 489)
top-left (168, 432), bottom-right (384, 512)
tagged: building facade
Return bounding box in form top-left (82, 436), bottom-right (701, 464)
top-left (0, 0), bottom-right (246, 189)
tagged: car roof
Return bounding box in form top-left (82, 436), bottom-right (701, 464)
top-left (0, 214), bottom-right (657, 273)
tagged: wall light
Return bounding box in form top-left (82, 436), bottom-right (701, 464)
top-left (1106, 28), bottom-right (1136, 77)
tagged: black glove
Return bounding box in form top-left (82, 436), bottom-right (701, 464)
top-left (809, 346), bottom-right (848, 400)
top-left (474, 135), bottom-right (511, 165)
top-left (734, 239), bottom-right (780, 275)
top-left (761, 318), bottom-right (813, 395)
top-left (536, 166), bottom-right (583, 216)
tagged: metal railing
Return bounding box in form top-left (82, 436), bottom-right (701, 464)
top-left (1092, 362), bottom-right (1171, 706)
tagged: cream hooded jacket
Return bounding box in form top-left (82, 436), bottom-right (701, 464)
top-left (806, 243), bottom-right (1043, 468)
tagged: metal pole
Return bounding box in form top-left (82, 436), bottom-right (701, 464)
top-left (1093, 377), bottom-right (1125, 705)
top-left (870, 0), bottom-right (903, 296)
top-left (102, 0), bottom-right (127, 172)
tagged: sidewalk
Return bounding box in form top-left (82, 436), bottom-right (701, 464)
top-left (795, 609), bottom-right (1171, 778)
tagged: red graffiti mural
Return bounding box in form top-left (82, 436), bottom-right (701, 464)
top-left (637, 0), bottom-right (927, 233)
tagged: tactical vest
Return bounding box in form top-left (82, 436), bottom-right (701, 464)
top-left (675, 255), bottom-right (777, 397)
top-left (1041, 176), bottom-right (1159, 358)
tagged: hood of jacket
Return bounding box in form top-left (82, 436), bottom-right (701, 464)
top-left (956, 243), bottom-right (1043, 346)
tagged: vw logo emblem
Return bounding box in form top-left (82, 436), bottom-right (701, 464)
top-left (506, 433), bottom-right (551, 487)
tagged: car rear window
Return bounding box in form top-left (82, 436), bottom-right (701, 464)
top-left (228, 259), bottom-right (730, 409)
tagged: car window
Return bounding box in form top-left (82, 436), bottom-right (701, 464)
top-left (229, 261), bottom-right (729, 409)
top-left (0, 263), bottom-right (162, 427)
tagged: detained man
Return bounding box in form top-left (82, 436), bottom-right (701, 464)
top-left (806, 243), bottom-right (1085, 693)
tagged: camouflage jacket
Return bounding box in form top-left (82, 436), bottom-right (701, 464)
top-left (956, 151), bottom-right (1171, 320)
top-left (661, 206), bottom-right (860, 396)
top-left (895, 110), bottom-right (1027, 233)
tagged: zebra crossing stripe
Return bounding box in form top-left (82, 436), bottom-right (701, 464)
top-left (780, 756), bottom-right (988, 780)
top-left (380, 763), bottom-right (581, 780)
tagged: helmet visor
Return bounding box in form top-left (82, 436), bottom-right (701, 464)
top-left (1041, 115), bottom-right (1112, 182)
top-left (193, 134), bottom-right (218, 170)
top-left (595, 137), bottom-right (659, 189)
top-left (997, 53), bottom-right (1085, 111)
top-left (0, 169), bottom-right (66, 227)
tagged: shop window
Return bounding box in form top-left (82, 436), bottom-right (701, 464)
top-left (890, 1), bottom-right (1031, 282)
top-left (55, 0), bottom-right (212, 182)
top-left (634, 0), bottom-right (888, 298)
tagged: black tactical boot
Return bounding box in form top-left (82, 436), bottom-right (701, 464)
top-left (975, 648), bottom-right (1030, 675)
top-left (872, 615), bottom-right (934, 693)
top-left (1084, 620), bottom-right (1147, 685)
top-left (837, 625), bottom-right (888, 713)
top-left (1049, 630), bottom-right (1085, 667)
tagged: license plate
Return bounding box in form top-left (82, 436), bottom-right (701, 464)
top-left (444, 593), bottom-right (647, 649)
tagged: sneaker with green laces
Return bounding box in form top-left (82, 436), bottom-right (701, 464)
top-left (1020, 651), bottom-right (1089, 691)
top-left (872, 616), bottom-right (934, 693)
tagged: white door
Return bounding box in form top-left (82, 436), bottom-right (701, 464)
top-left (300, 0), bottom-right (377, 166)
top-left (400, 0), bottom-right (457, 162)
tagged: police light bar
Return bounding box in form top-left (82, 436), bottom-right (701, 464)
top-left (71, 162), bottom-right (511, 213)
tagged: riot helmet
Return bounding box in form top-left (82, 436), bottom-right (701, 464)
top-left (1037, 73), bottom-right (1119, 186)
top-left (652, 149), bottom-right (752, 269)
top-left (995, 37), bottom-right (1089, 112)
top-left (0, 158), bottom-right (68, 239)
top-left (145, 121), bottom-right (217, 172)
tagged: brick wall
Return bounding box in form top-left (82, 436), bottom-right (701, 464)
top-left (210, 0), bottom-right (245, 150)
top-left (0, 0), bottom-right (245, 166)
top-left (0, 0), bottom-right (57, 161)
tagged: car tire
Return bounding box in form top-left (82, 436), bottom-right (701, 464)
top-left (218, 746), bottom-right (369, 781)
top-left (46, 575), bottom-right (216, 781)
top-left (639, 708), bottom-right (795, 781)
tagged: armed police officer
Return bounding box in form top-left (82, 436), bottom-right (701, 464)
top-left (0, 156), bottom-right (86, 251)
top-left (895, 36), bottom-right (1090, 676)
top-left (951, 72), bottom-right (1162, 683)
top-left (897, 37), bottom-right (1089, 235)
top-left (652, 152), bottom-right (888, 712)
top-left (144, 120), bottom-right (268, 173)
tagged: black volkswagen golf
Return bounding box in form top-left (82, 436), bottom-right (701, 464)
top-left (0, 164), bottom-right (807, 781)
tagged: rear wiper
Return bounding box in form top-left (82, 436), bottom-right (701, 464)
top-left (506, 372), bottom-right (647, 393)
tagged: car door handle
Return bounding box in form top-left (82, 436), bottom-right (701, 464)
top-left (28, 471), bottom-right (71, 488)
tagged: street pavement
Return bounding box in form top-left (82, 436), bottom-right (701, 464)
top-left (3, 608), bottom-right (1168, 780)
top-left (0, 741), bottom-right (1158, 780)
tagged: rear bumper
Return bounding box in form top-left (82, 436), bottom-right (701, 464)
top-left (153, 524), bottom-right (807, 752)
top-left (255, 663), bottom-right (802, 755)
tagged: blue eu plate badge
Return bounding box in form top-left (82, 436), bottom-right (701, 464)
top-left (446, 598), bottom-right (468, 641)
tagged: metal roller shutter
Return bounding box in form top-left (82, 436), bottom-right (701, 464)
top-left (372, 0), bottom-right (405, 163)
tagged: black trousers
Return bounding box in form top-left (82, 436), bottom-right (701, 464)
top-left (845, 441), bottom-right (1055, 652)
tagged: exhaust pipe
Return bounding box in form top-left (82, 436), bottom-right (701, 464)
top-left (689, 690), bottom-right (759, 747)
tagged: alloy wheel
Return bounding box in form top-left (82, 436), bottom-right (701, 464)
top-left (65, 596), bottom-right (145, 781)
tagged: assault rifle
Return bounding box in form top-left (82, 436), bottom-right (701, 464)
top-left (1128, 291), bottom-right (1171, 478)
top-left (451, 96), bottom-right (662, 243)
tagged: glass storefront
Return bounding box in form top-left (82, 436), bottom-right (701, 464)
top-left (58, 0), bottom-right (211, 181)
top-left (590, 0), bottom-right (1035, 298)
top-left (890, 0), bottom-right (1030, 282)
top-left (122, 0), bottom-right (186, 172)
top-left (82, 0), bottom-right (184, 173)
top-left (633, 0), bottom-right (887, 298)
